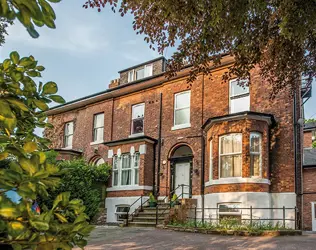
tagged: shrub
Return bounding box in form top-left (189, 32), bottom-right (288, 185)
top-left (40, 157), bottom-right (111, 220)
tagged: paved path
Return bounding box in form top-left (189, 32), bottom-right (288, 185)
top-left (80, 226), bottom-right (316, 250)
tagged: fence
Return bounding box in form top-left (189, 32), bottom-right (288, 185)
top-left (184, 206), bottom-right (298, 229)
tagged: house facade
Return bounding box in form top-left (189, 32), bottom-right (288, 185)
top-left (45, 55), bottom-right (303, 226)
top-left (303, 122), bottom-right (316, 231)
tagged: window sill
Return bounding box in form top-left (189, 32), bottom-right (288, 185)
top-left (107, 185), bottom-right (153, 191)
top-left (90, 141), bottom-right (104, 146)
top-left (61, 146), bottom-right (72, 150)
top-left (128, 132), bottom-right (144, 138)
top-left (205, 177), bottom-right (270, 186)
top-left (171, 123), bottom-right (191, 131)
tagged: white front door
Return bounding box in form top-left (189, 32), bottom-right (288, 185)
top-left (312, 202), bottom-right (316, 231)
top-left (174, 162), bottom-right (190, 199)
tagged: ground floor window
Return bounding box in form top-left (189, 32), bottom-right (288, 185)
top-left (115, 205), bottom-right (129, 221)
top-left (218, 203), bottom-right (241, 222)
top-left (112, 152), bottom-right (140, 187)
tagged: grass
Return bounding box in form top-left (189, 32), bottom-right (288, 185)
top-left (169, 218), bottom-right (293, 233)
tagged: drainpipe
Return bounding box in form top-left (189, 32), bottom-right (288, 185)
top-left (152, 142), bottom-right (157, 193)
top-left (201, 74), bottom-right (205, 221)
top-left (156, 93), bottom-right (163, 196)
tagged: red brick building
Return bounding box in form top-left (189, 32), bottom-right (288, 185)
top-left (45, 55), bottom-right (303, 226)
top-left (303, 122), bottom-right (316, 230)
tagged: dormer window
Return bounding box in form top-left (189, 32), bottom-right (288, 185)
top-left (128, 64), bottom-right (153, 83)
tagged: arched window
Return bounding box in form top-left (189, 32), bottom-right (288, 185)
top-left (95, 158), bottom-right (105, 166)
top-left (171, 145), bottom-right (193, 159)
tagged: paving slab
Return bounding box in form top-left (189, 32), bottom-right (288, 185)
top-left (77, 226), bottom-right (316, 250)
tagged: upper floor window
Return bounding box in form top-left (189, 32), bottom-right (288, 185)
top-left (250, 132), bottom-right (262, 177)
top-left (131, 103), bottom-right (145, 135)
top-left (112, 153), bottom-right (140, 187)
top-left (64, 122), bottom-right (74, 148)
top-left (219, 133), bottom-right (242, 178)
top-left (93, 113), bottom-right (104, 142)
top-left (128, 64), bottom-right (153, 83)
top-left (174, 90), bottom-right (191, 128)
top-left (229, 79), bottom-right (250, 114)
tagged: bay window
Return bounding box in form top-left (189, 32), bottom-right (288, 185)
top-left (174, 90), bottom-right (191, 128)
top-left (250, 132), bottom-right (262, 176)
top-left (64, 122), bottom-right (74, 148)
top-left (219, 134), bottom-right (242, 178)
top-left (112, 153), bottom-right (140, 187)
top-left (131, 103), bottom-right (145, 135)
top-left (229, 79), bottom-right (250, 114)
top-left (93, 113), bottom-right (104, 142)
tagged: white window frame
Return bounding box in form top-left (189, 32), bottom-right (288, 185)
top-left (128, 70), bottom-right (135, 83)
top-left (112, 153), bottom-right (140, 187)
top-left (172, 90), bottom-right (191, 130)
top-left (127, 64), bottom-right (153, 83)
top-left (209, 140), bottom-right (213, 181)
top-left (64, 122), bottom-right (74, 149)
top-left (218, 203), bottom-right (242, 218)
top-left (229, 79), bottom-right (250, 114)
top-left (131, 103), bottom-right (145, 136)
top-left (115, 205), bottom-right (129, 222)
top-left (250, 132), bottom-right (262, 177)
top-left (219, 133), bottom-right (242, 178)
top-left (93, 113), bottom-right (104, 143)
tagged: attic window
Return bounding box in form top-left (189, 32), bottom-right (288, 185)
top-left (128, 64), bottom-right (153, 82)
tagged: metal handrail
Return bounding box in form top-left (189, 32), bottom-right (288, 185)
top-left (156, 184), bottom-right (190, 223)
top-left (126, 195), bottom-right (149, 226)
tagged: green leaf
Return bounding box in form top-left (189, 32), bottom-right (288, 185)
top-left (3, 58), bottom-right (11, 70)
top-left (39, 0), bottom-right (56, 19)
top-left (0, 204), bottom-right (20, 218)
top-left (7, 98), bottom-right (29, 111)
top-left (0, 99), bottom-right (14, 118)
top-left (49, 95), bottom-right (65, 104)
top-left (19, 157), bottom-right (37, 175)
top-left (38, 152), bottom-right (47, 164)
top-left (0, 151), bottom-right (8, 160)
top-left (29, 220), bottom-right (49, 231)
top-left (23, 141), bottom-right (37, 153)
top-left (36, 66), bottom-right (45, 71)
top-left (33, 99), bottom-right (49, 111)
top-left (26, 26), bottom-right (40, 39)
top-left (54, 213), bottom-right (68, 223)
top-left (53, 192), bottom-right (70, 209)
top-left (10, 51), bottom-right (20, 64)
top-left (42, 81), bottom-right (58, 95)
top-left (19, 57), bottom-right (34, 67)
top-left (8, 221), bottom-right (26, 237)
top-left (27, 70), bottom-right (40, 77)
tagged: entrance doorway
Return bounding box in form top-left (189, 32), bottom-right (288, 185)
top-left (170, 145), bottom-right (193, 198)
top-left (312, 202), bottom-right (316, 231)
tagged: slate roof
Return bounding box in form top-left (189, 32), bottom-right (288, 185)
top-left (303, 148), bottom-right (316, 167)
top-left (304, 122), bottom-right (316, 131)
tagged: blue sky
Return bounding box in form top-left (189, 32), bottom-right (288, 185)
top-left (0, 0), bottom-right (315, 119)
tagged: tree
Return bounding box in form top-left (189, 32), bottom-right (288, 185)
top-left (42, 156), bottom-right (111, 220)
top-left (0, 53), bottom-right (93, 249)
top-left (0, 0), bottom-right (60, 38)
top-left (0, 17), bottom-right (13, 46)
top-left (84, 0), bottom-right (316, 96)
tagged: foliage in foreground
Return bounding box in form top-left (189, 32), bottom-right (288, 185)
top-left (169, 219), bottom-right (292, 233)
top-left (85, 0), bottom-right (316, 96)
top-left (0, 53), bottom-right (93, 249)
top-left (0, 0), bottom-right (62, 38)
top-left (42, 156), bottom-right (111, 220)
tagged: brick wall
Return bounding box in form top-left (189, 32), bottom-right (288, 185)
top-left (303, 168), bottom-right (316, 230)
top-left (46, 57), bottom-right (300, 200)
top-left (304, 131), bottom-right (313, 148)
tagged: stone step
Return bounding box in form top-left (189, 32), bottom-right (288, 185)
top-left (142, 207), bottom-right (170, 211)
top-left (132, 217), bottom-right (165, 223)
top-left (134, 211), bottom-right (169, 217)
top-left (127, 221), bottom-right (160, 227)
